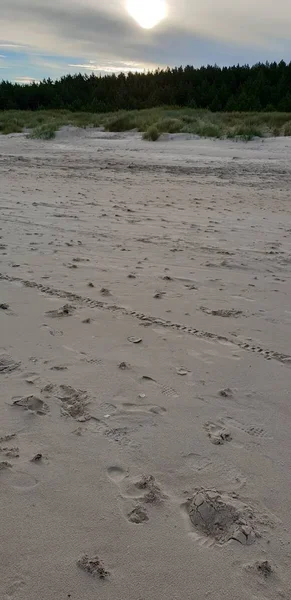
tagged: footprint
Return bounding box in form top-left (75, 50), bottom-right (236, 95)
top-left (224, 417), bottom-right (269, 439)
top-left (122, 474), bottom-right (166, 504)
top-left (239, 559), bottom-right (287, 598)
top-left (200, 307), bottom-right (243, 318)
top-left (127, 505), bottom-right (149, 524)
top-left (180, 502), bottom-right (216, 548)
top-left (186, 489), bottom-right (257, 546)
top-left (0, 354), bottom-right (20, 373)
top-left (204, 422), bottom-right (232, 445)
top-left (46, 384), bottom-right (90, 421)
top-left (120, 402), bottom-right (166, 415)
top-left (4, 578), bottom-right (26, 599)
top-left (0, 446), bottom-right (19, 458)
top-left (46, 304), bottom-right (75, 318)
top-left (246, 426), bottom-right (268, 438)
top-left (12, 395), bottom-right (49, 415)
top-left (161, 385), bottom-right (178, 398)
top-left (0, 432), bottom-right (17, 443)
top-left (107, 468), bottom-right (166, 523)
top-left (107, 466), bottom-right (127, 483)
top-left (77, 554), bottom-right (109, 579)
top-left (87, 419), bottom-right (134, 447)
top-left (1, 469), bottom-right (38, 490)
top-left (184, 453), bottom-right (212, 472)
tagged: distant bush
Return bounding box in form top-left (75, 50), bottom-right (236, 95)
top-left (156, 118), bottom-right (183, 133)
top-left (0, 123), bottom-right (23, 135)
top-left (2, 107), bottom-right (291, 142)
top-left (195, 122), bottom-right (223, 138)
top-left (105, 113), bottom-right (137, 132)
top-left (28, 124), bottom-right (57, 140)
top-left (143, 125), bottom-right (160, 141)
top-left (227, 124), bottom-right (264, 140)
top-left (283, 121), bottom-right (291, 136)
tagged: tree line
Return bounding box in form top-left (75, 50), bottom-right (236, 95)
top-left (1, 61), bottom-right (291, 112)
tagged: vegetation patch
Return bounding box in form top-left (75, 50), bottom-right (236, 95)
top-left (28, 123), bottom-right (57, 140)
top-left (1, 106), bottom-right (291, 141)
top-left (143, 125), bottom-right (160, 141)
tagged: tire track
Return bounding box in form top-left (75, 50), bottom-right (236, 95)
top-left (1, 272), bottom-right (290, 366)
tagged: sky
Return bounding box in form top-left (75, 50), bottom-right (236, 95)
top-left (1, 0), bottom-right (291, 83)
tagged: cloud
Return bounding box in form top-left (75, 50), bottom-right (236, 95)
top-left (1, 0), bottom-right (291, 59)
top-left (0, 43), bottom-right (26, 49)
top-left (1, 0), bottom-right (291, 83)
top-left (14, 76), bottom-right (40, 84)
top-left (68, 62), bottom-right (147, 74)
top-left (168, 0), bottom-right (291, 44)
top-left (0, 1), bottom-right (145, 62)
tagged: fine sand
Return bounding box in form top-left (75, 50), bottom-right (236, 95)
top-left (1, 129), bottom-right (291, 600)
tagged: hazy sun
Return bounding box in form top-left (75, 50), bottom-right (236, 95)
top-left (126, 0), bottom-right (167, 29)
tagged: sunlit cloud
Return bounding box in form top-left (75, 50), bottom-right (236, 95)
top-left (0, 43), bottom-right (27, 49)
top-left (126, 0), bottom-right (167, 29)
top-left (68, 62), bottom-right (146, 73)
top-left (14, 76), bottom-right (39, 84)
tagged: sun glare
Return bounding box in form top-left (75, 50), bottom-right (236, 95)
top-left (126, 0), bottom-right (167, 29)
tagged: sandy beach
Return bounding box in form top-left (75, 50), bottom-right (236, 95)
top-left (1, 129), bottom-right (291, 600)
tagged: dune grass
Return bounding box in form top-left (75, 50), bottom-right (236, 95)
top-left (28, 123), bottom-right (58, 140)
top-left (1, 107), bottom-right (291, 141)
top-left (143, 125), bottom-right (160, 141)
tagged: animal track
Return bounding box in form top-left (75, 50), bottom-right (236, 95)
top-left (204, 422), bottom-right (232, 445)
top-left (1, 273), bottom-right (290, 366)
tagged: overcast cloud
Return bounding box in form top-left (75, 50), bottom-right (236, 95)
top-left (1, 0), bottom-right (291, 82)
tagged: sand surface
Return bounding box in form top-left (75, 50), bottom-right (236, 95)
top-left (1, 129), bottom-right (291, 599)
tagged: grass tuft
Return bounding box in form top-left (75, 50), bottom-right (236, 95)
top-left (283, 121), bottom-right (291, 136)
top-left (143, 125), bottom-right (160, 141)
top-left (0, 120), bottom-right (23, 135)
top-left (28, 124), bottom-right (57, 140)
top-left (156, 118), bottom-right (183, 133)
top-left (105, 113), bottom-right (137, 132)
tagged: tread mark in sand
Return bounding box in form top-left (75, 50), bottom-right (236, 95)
top-left (0, 272), bottom-right (290, 367)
